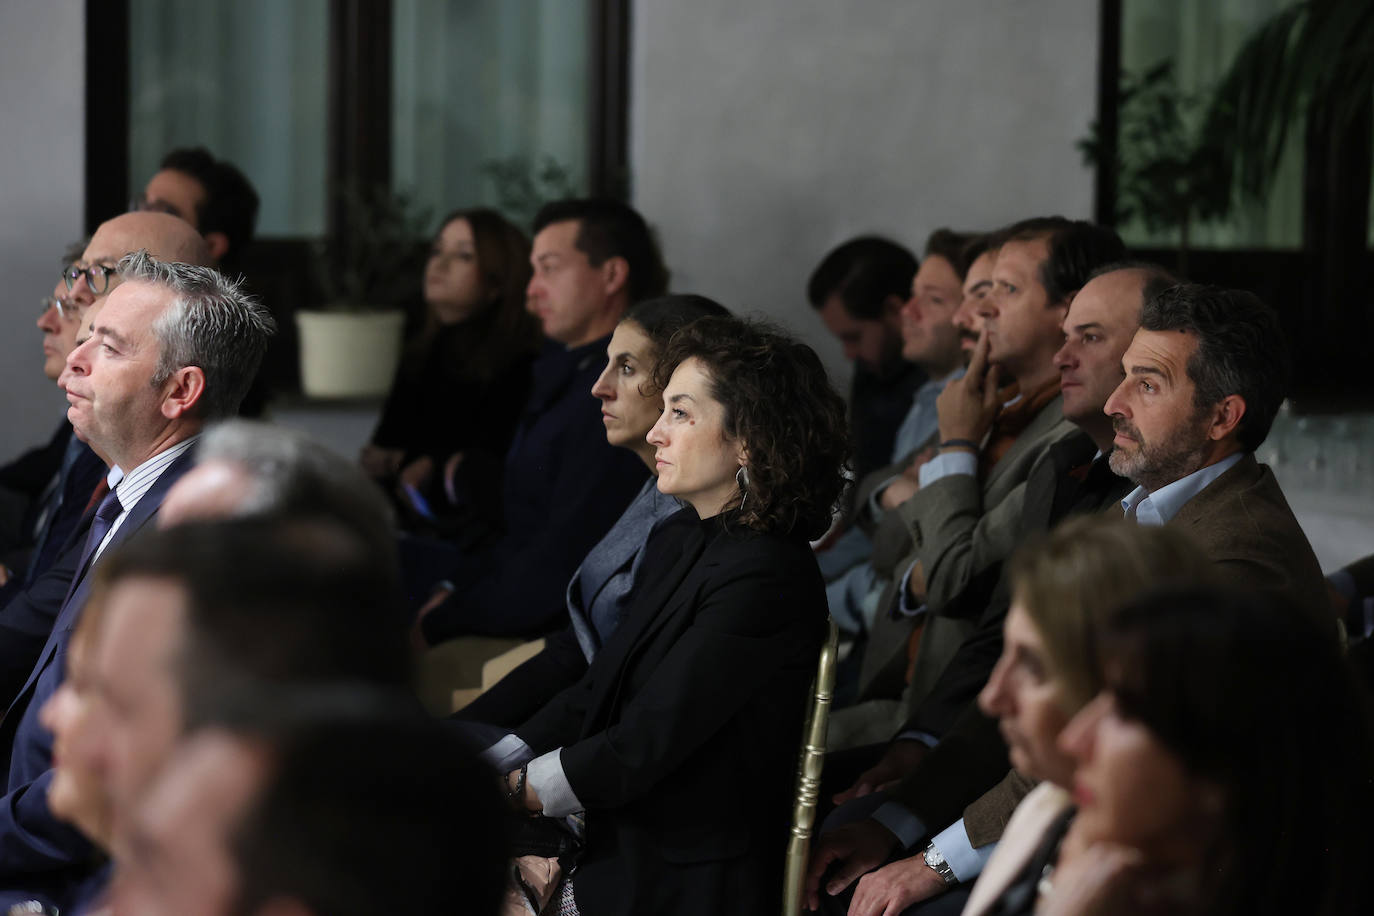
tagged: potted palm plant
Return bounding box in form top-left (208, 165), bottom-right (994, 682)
top-left (296, 185), bottom-right (431, 398)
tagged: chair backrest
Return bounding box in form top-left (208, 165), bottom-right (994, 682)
top-left (781, 617), bottom-right (840, 916)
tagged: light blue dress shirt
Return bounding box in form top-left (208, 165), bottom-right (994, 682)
top-left (1119, 451), bottom-right (1244, 526)
top-left (874, 452), bottom-right (1252, 884)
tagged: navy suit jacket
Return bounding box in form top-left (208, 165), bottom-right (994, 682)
top-left (0, 422), bottom-right (70, 514)
top-left (420, 337), bottom-right (648, 642)
top-left (0, 441), bottom-right (106, 608)
top-left (0, 449), bottom-right (194, 910)
top-left (27, 444), bottom-right (107, 585)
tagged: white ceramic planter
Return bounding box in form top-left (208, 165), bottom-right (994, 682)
top-left (295, 309), bottom-right (405, 399)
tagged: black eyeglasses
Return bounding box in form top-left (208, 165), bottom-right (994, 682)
top-left (62, 263), bottom-right (120, 294)
top-left (41, 296), bottom-right (83, 322)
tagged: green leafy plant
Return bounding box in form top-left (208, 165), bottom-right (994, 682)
top-left (1199, 0), bottom-right (1373, 205)
top-left (1079, 59), bottom-right (1232, 267)
top-left (312, 184), bottom-right (432, 311)
top-left (480, 154), bottom-right (579, 228)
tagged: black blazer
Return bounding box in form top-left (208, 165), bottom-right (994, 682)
top-left (516, 510), bottom-right (827, 916)
top-left (456, 623), bottom-right (589, 728)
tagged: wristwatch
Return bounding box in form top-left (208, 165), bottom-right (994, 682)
top-left (922, 841), bottom-right (958, 886)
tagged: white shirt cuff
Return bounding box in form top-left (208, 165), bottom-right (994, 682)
top-left (871, 801), bottom-right (926, 851)
top-left (896, 563), bottom-right (929, 619)
top-left (917, 451), bottom-right (977, 488)
top-left (894, 730), bottom-right (940, 748)
top-left (868, 474), bottom-right (901, 519)
top-left (931, 818), bottom-right (997, 883)
top-left (481, 733), bottom-right (532, 772)
top-left (527, 748), bottom-right (584, 818)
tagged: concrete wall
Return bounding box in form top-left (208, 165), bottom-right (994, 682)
top-left (2, 0), bottom-right (1100, 456)
top-left (0, 0), bottom-right (86, 464)
top-left (630, 0), bottom-right (1099, 383)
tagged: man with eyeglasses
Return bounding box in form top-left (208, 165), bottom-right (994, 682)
top-left (1, 247), bottom-right (97, 591)
top-left (2, 256), bottom-right (83, 457)
top-left (0, 288), bottom-right (104, 593)
top-left (0, 233), bottom-right (278, 914)
top-left (38, 270), bottom-right (86, 384)
top-left (0, 212), bottom-right (210, 609)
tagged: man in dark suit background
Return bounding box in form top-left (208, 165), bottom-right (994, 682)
top-left (133, 146), bottom-right (259, 272)
top-left (411, 199), bottom-right (660, 672)
top-left (0, 247), bottom-right (274, 911)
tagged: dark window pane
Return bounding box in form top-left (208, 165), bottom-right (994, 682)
top-left (1120, 0), bottom-right (1301, 249)
top-left (129, 0), bottom-right (329, 237)
top-left (392, 0), bottom-right (590, 227)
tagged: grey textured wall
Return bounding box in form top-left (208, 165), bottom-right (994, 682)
top-left (0, 0), bottom-right (86, 463)
top-left (630, 0), bottom-right (1100, 384)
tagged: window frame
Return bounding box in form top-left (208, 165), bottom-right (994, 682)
top-left (86, 0), bottom-right (629, 393)
top-left (1094, 0), bottom-right (1374, 408)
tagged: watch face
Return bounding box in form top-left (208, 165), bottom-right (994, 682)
top-left (923, 846), bottom-right (956, 885)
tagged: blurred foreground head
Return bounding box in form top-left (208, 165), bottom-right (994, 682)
top-left (160, 419), bottom-right (398, 580)
top-left (113, 690), bottom-right (505, 916)
top-left (88, 516), bottom-right (410, 833)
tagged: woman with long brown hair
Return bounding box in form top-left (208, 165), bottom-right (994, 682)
top-left (361, 208), bottom-right (541, 515)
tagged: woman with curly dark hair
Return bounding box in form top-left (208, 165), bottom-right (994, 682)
top-left (501, 316), bottom-right (849, 916)
top-left (648, 315), bottom-right (851, 537)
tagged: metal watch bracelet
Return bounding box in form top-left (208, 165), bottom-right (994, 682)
top-left (922, 841), bottom-right (959, 886)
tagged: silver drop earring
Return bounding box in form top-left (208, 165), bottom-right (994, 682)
top-left (736, 466), bottom-right (750, 511)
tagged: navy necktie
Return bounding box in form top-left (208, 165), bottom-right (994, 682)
top-left (76, 488), bottom-right (123, 579)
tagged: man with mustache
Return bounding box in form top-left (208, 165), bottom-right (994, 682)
top-left (807, 262), bottom-right (1164, 913)
top-left (844, 219), bottom-right (1123, 715)
top-left (948, 235), bottom-right (997, 355)
top-left (823, 230), bottom-right (974, 636)
top-left (809, 278), bottom-right (1331, 915)
top-left (1104, 282), bottom-right (1327, 612)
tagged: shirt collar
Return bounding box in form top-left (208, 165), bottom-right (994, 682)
top-left (916, 366), bottom-right (963, 400)
top-left (1121, 451), bottom-right (1245, 526)
top-left (113, 436), bottom-right (199, 516)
